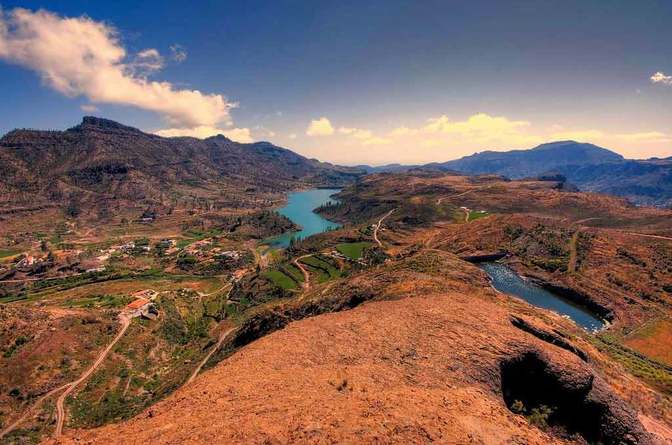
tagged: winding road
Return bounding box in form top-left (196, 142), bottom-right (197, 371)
top-left (373, 209), bottom-right (396, 247)
top-left (436, 185), bottom-right (492, 205)
top-left (0, 313), bottom-right (133, 439)
top-left (293, 255), bottom-right (313, 290)
top-left (186, 327), bottom-right (237, 385)
top-left (54, 313), bottom-right (131, 437)
top-left (0, 383), bottom-right (70, 440)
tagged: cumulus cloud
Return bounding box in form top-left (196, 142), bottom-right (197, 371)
top-left (130, 48), bottom-right (164, 76)
top-left (388, 126), bottom-right (418, 137)
top-left (155, 125), bottom-right (253, 142)
top-left (296, 112), bottom-right (672, 164)
top-left (306, 117), bottom-right (334, 136)
top-left (170, 44), bottom-right (187, 63)
top-left (651, 71), bottom-right (672, 85)
top-left (0, 7), bottom-right (234, 129)
top-left (421, 113), bottom-right (537, 146)
top-left (339, 127), bottom-right (390, 145)
top-left (288, 133), bottom-right (297, 139)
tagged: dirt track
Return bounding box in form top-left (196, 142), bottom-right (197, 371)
top-left (373, 209), bottom-right (396, 247)
top-left (54, 314), bottom-right (131, 437)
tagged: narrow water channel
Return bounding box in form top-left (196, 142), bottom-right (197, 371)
top-left (481, 262), bottom-right (605, 332)
top-left (265, 189), bottom-right (341, 248)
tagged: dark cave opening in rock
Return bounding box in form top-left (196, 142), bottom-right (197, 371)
top-left (500, 351), bottom-right (612, 444)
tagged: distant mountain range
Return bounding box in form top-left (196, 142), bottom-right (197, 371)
top-left (2, 119), bottom-right (670, 216)
top-left (0, 117), bottom-right (363, 216)
top-left (360, 141), bottom-right (672, 207)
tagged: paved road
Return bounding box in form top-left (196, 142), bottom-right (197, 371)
top-left (54, 313), bottom-right (131, 437)
top-left (373, 209), bottom-right (396, 247)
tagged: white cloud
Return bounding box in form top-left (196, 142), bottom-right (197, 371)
top-left (615, 131), bottom-right (671, 143)
top-left (651, 71), bottom-right (672, 85)
top-left (339, 127), bottom-right (390, 145)
top-left (292, 112), bottom-right (672, 164)
top-left (339, 127), bottom-right (370, 138)
top-left (155, 126), bottom-right (253, 142)
top-left (388, 126), bottom-right (418, 137)
top-left (421, 113), bottom-right (537, 146)
top-left (306, 117), bottom-right (334, 136)
top-left (0, 7), bottom-right (234, 129)
top-left (288, 133), bottom-right (297, 139)
top-left (169, 44), bottom-right (187, 63)
top-left (80, 104), bottom-right (99, 113)
top-left (130, 48), bottom-right (164, 76)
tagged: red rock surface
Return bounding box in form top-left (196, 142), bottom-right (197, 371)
top-left (57, 254), bottom-right (652, 444)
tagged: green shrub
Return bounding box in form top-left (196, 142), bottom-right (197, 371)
top-left (527, 405), bottom-right (553, 428)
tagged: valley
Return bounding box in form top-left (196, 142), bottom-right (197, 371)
top-left (0, 122), bottom-right (671, 444)
top-left (1, 3), bottom-right (671, 444)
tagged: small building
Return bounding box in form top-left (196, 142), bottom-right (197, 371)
top-left (126, 297), bottom-right (150, 310)
top-left (140, 303), bottom-right (159, 320)
top-left (156, 239), bottom-right (175, 249)
top-left (119, 241), bottom-right (135, 253)
top-left (16, 255), bottom-right (36, 268)
top-left (131, 289), bottom-right (158, 300)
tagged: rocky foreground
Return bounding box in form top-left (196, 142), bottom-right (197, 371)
top-left (56, 251), bottom-right (661, 444)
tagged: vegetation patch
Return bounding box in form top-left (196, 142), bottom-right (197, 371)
top-left (283, 264), bottom-right (305, 283)
top-left (623, 318), bottom-right (672, 366)
top-left (336, 242), bottom-right (370, 260)
top-left (63, 294), bottom-right (133, 309)
top-left (591, 334), bottom-right (672, 394)
top-left (301, 256), bottom-right (341, 282)
top-left (0, 248), bottom-right (21, 259)
top-left (262, 270), bottom-right (298, 290)
top-left (467, 210), bottom-right (489, 222)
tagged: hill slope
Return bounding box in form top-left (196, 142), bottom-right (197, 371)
top-left (362, 141), bottom-right (672, 207)
top-left (0, 117), bottom-right (363, 215)
top-left (59, 250), bottom-right (654, 445)
top-left (433, 141), bottom-right (624, 178)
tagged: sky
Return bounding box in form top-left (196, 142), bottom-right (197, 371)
top-left (0, 0), bottom-right (671, 165)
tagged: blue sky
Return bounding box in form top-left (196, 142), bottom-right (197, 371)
top-left (0, 0), bottom-right (671, 164)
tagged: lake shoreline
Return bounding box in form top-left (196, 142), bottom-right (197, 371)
top-left (263, 189), bottom-right (342, 248)
top-left (480, 262), bottom-right (607, 332)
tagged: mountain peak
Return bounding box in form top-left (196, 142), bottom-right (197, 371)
top-left (532, 140), bottom-right (615, 152)
top-left (69, 116), bottom-right (144, 134)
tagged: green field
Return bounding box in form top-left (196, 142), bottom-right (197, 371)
top-left (283, 264), bottom-right (305, 283)
top-left (467, 210), bottom-right (489, 222)
top-left (0, 248), bottom-right (21, 259)
top-left (262, 270), bottom-right (298, 290)
top-left (301, 255), bottom-right (341, 282)
top-left (336, 242), bottom-right (370, 260)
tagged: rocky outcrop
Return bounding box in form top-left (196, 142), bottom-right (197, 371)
top-left (501, 350), bottom-right (652, 444)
